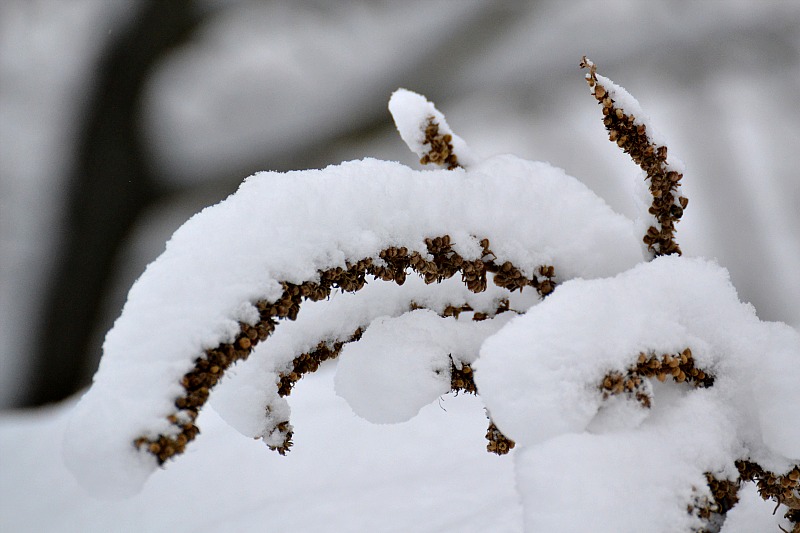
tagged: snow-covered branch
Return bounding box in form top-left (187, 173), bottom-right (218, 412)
top-left (63, 60), bottom-right (799, 532)
top-left (388, 88), bottom-right (476, 169)
top-left (581, 56), bottom-right (688, 258)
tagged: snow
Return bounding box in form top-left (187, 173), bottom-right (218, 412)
top-left (3, 369), bottom-right (524, 532)
top-left (55, 82), bottom-right (799, 530)
top-left (3, 366), bottom-right (793, 532)
top-left (750, 320), bottom-right (800, 459)
top-left (335, 311), bottom-right (455, 424)
top-left (513, 391), bottom-right (735, 533)
top-left (335, 309), bottom-right (511, 424)
top-left (63, 150), bottom-right (644, 497)
top-left (476, 255), bottom-right (800, 530)
top-left (2, 3), bottom-right (798, 531)
top-left (721, 483), bottom-right (796, 533)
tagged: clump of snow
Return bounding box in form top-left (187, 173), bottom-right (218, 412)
top-left (514, 389), bottom-right (739, 532)
top-left (334, 309), bottom-right (511, 424)
top-left (721, 483), bottom-right (797, 533)
top-left (749, 320), bottom-right (800, 459)
top-left (210, 365), bottom-right (287, 441)
top-left (389, 88), bottom-right (478, 167)
top-left (335, 311), bottom-right (453, 424)
top-left (476, 255), bottom-right (800, 530)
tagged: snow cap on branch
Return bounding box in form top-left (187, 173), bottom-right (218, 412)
top-left (476, 255), bottom-right (800, 531)
top-left (63, 153), bottom-right (642, 497)
top-left (389, 88), bottom-right (477, 168)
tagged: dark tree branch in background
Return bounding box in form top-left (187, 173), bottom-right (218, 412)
top-left (25, 0), bottom-right (212, 406)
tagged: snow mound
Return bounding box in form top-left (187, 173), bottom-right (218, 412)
top-left (476, 256), bottom-right (800, 531)
top-left (63, 154), bottom-right (642, 497)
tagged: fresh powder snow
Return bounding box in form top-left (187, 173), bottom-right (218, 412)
top-left (476, 255), bottom-right (800, 532)
top-left (59, 84), bottom-right (799, 532)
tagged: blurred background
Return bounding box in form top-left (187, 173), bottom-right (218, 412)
top-left (1, 0), bottom-right (798, 410)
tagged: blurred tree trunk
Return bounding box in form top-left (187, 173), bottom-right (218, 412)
top-left (25, 0), bottom-right (209, 406)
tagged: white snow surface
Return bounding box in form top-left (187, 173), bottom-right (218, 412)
top-left (63, 152), bottom-right (643, 497)
top-left (5, 370), bottom-right (525, 533)
top-left (4, 382), bottom-right (791, 532)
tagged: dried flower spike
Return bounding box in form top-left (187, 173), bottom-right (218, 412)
top-left (389, 88), bottom-right (476, 169)
top-left (581, 56), bottom-right (688, 257)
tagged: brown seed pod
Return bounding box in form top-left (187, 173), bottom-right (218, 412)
top-left (485, 421), bottom-right (515, 456)
top-left (418, 117), bottom-right (460, 170)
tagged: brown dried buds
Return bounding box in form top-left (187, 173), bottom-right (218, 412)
top-left (134, 236), bottom-right (554, 464)
top-left (736, 460), bottom-right (800, 526)
top-left (581, 56), bottom-right (688, 257)
top-left (599, 348), bottom-right (714, 409)
top-left (419, 117), bottom-right (460, 170)
top-left (486, 421), bottom-right (516, 456)
top-left (688, 474), bottom-right (740, 530)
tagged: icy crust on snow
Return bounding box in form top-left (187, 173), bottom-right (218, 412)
top-left (64, 154), bottom-right (643, 497)
top-left (389, 88), bottom-right (478, 167)
top-left (212, 274), bottom-right (521, 439)
top-left (476, 256), bottom-right (800, 531)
